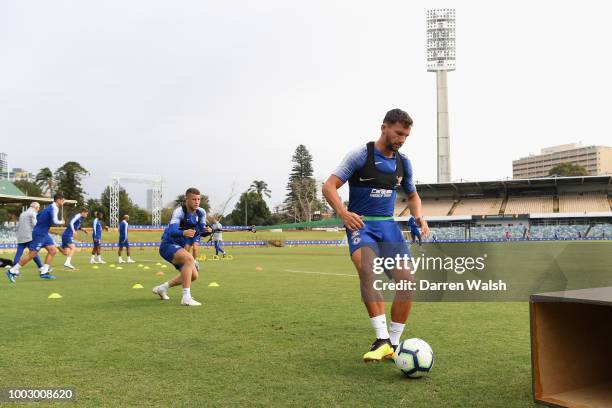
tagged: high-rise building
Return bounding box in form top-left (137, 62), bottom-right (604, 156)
top-left (0, 152), bottom-right (7, 179)
top-left (513, 144), bottom-right (612, 179)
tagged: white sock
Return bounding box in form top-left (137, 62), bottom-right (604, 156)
top-left (182, 287), bottom-right (191, 298)
top-left (90, 255), bottom-right (95, 261)
top-left (11, 263), bottom-right (21, 272)
top-left (127, 257), bottom-right (133, 261)
top-left (118, 256), bottom-right (124, 262)
top-left (66, 256), bottom-right (72, 264)
top-left (97, 255), bottom-right (103, 261)
top-left (40, 264), bottom-right (49, 274)
top-left (160, 282), bottom-right (170, 291)
top-left (370, 314), bottom-right (389, 340)
top-left (389, 321), bottom-right (406, 346)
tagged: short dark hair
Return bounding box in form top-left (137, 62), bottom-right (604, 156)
top-left (185, 187), bottom-right (201, 196)
top-left (53, 192), bottom-right (65, 201)
top-left (383, 109), bottom-right (413, 128)
top-left (80, 208), bottom-right (89, 213)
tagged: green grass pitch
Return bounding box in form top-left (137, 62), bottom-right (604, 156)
top-left (2, 242), bottom-right (609, 406)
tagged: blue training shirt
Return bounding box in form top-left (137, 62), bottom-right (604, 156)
top-left (333, 144), bottom-right (416, 217)
top-left (62, 214), bottom-right (83, 239)
top-left (161, 206), bottom-right (207, 247)
top-left (119, 220), bottom-right (129, 241)
top-left (92, 218), bottom-right (102, 240)
top-left (32, 203), bottom-right (62, 237)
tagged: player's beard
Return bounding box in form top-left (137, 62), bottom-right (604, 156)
top-left (386, 140), bottom-right (400, 152)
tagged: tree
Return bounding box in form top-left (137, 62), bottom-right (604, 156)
top-left (13, 180), bottom-right (43, 197)
top-left (55, 162), bottom-right (89, 206)
top-left (549, 163), bottom-right (588, 177)
top-left (173, 194), bottom-right (211, 213)
top-left (35, 167), bottom-right (55, 196)
top-left (249, 180), bottom-right (271, 198)
top-left (285, 145), bottom-right (316, 222)
top-left (227, 191), bottom-right (272, 226)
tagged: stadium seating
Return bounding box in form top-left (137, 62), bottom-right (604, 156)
top-left (421, 199), bottom-right (455, 216)
top-left (427, 226), bottom-right (464, 241)
top-left (504, 196), bottom-right (554, 214)
top-left (470, 225), bottom-right (525, 240)
top-left (452, 198), bottom-right (503, 216)
top-left (558, 192), bottom-right (611, 213)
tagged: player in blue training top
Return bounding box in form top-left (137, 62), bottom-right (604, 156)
top-left (407, 216), bottom-right (422, 246)
top-left (117, 215), bottom-right (135, 264)
top-left (323, 109), bottom-right (429, 362)
top-left (60, 208), bottom-right (89, 269)
top-left (8, 192), bottom-right (66, 281)
top-left (152, 187), bottom-right (211, 306)
top-left (90, 211), bottom-right (107, 264)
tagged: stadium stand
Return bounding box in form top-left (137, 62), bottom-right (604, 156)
top-left (421, 198), bottom-right (455, 216)
top-left (558, 192), bottom-right (610, 213)
top-left (451, 197), bottom-right (503, 216)
top-left (470, 225), bottom-right (525, 240)
top-left (505, 196), bottom-right (554, 214)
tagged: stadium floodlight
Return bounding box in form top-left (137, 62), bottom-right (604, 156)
top-left (109, 173), bottom-right (164, 227)
top-left (427, 8), bottom-right (455, 183)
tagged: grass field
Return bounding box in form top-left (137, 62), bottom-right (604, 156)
top-left (3, 242), bottom-right (610, 407)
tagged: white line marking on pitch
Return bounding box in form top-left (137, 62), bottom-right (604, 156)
top-left (283, 269), bottom-right (356, 277)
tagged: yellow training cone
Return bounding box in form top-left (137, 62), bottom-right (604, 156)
top-left (48, 293), bottom-right (62, 299)
top-left (109, 264), bottom-right (116, 268)
top-left (143, 266), bottom-right (150, 270)
top-left (255, 266), bottom-right (263, 271)
top-left (92, 265), bottom-right (99, 269)
top-left (155, 271), bottom-right (165, 276)
top-left (161, 265), bottom-right (167, 268)
top-left (132, 283), bottom-right (144, 289)
top-left (208, 282), bottom-right (220, 287)
top-left (155, 262), bottom-right (162, 266)
top-left (138, 264), bottom-right (144, 268)
top-left (116, 266), bottom-right (123, 270)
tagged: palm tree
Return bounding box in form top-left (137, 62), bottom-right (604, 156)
top-left (35, 167), bottom-right (55, 196)
top-left (248, 180), bottom-right (271, 198)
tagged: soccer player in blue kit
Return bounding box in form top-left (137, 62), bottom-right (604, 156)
top-left (407, 216), bottom-right (422, 246)
top-left (7, 192), bottom-right (66, 281)
top-left (323, 109), bottom-right (429, 362)
top-left (60, 208), bottom-right (89, 269)
top-left (152, 188), bottom-right (211, 306)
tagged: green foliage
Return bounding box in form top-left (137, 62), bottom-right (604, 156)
top-left (34, 167), bottom-right (55, 196)
top-left (55, 162), bottom-right (89, 206)
top-left (548, 162), bottom-right (588, 177)
top-left (13, 180), bottom-right (43, 197)
top-left (227, 191), bottom-right (272, 226)
top-left (285, 145), bottom-right (317, 222)
top-left (249, 180), bottom-right (271, 198)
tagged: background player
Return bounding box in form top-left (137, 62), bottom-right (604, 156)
top-left (210, 218), bottom-right (226, 257)
top-left (8, 202), bottom-right (44, 280)
top-left (407, 216), bottom-right (422, 246)
top-left (7, 193), bottom-right (66, 281)
top-left (322, 109), bottom-right (428, 362)
top-left (118, 214), bottom-right (135, 263)
top-left (90, 211), bottom-right (106, 264)
top-left (152, 188), bottom-right (211, 306)
top-left (60, 208), bottom-right (89, 269)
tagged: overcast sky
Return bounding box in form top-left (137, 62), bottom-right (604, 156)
top-left (1, 1), bottom-right (611, 213)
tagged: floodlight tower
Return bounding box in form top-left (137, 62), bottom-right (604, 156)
top-left (427, 9), bottom-right (455, 183)
top-left (109, 173), bottom-right (164, 228)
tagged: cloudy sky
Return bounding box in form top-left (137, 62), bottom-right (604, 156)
top-left (1, 0), bottom-right (611, 213)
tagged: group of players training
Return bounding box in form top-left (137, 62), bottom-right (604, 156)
top-left (5, 108), bottom-right (427, 362)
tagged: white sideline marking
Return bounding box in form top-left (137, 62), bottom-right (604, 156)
top-left (283, 269), bottom-right (356, 278)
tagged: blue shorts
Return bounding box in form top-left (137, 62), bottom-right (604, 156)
top-left (61, 235), bottom-right (74, 248)
top-left (346, 220), bottom-right (410, 259)
top-left (410, 229), bottom-right (421, 238)
top-left (159, 242), bottom-right (183, 270)
top-left (93, 239), bottom-right (101, 247)
top-left (118, 240), bottom-right (130, 248)
top-left (28, 234), bottom-right (56, 252)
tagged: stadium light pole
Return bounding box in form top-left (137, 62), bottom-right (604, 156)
top-left (427, 9), bottom-right (455, 183)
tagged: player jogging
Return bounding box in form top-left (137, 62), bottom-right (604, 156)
top-left (118, 215), bottom-right (135, 263)
top-left (407, 216), bottom-right (422, 246)
top-left (60, 209), bottom-right (89, 269)
top-left (152, 188), bottom-right (211, 306)
top-left (90, 212), bottom-right (106, 264)
top-left (7, 193), bottom-right (66, 281)
top-left (322, 109), bottom-right (429, 362)
top-left (210, 218), bottom-right (226, 257)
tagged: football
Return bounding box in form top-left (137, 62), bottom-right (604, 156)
top-left (394, 338), bottom-right (434, 378)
